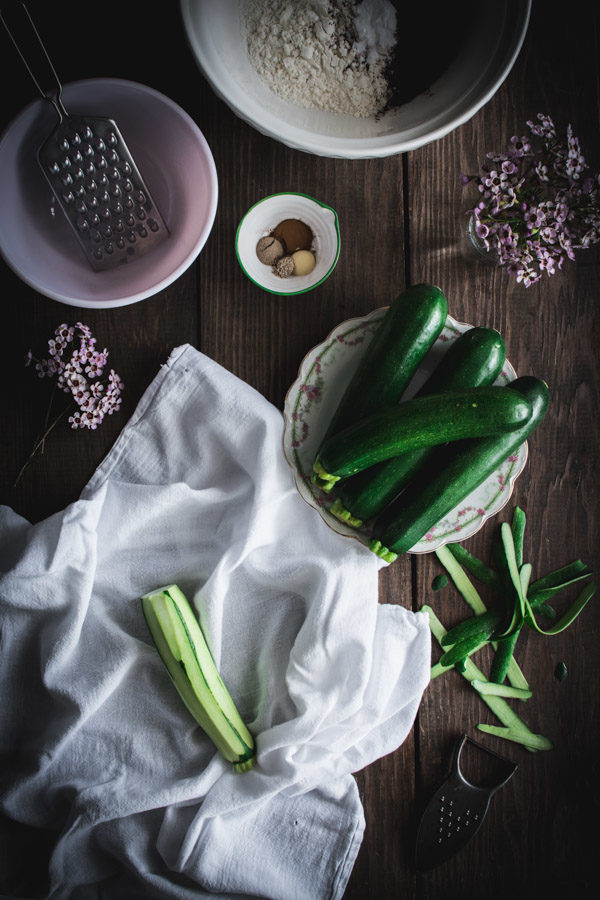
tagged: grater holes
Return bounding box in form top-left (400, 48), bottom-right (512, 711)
top-left (437, 798), bottom-right (479, 842)
top-left (41, 117), bottom-right (168, 270)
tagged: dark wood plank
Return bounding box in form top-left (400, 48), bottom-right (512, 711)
top-left (405, 2), bottom-right (600, 898)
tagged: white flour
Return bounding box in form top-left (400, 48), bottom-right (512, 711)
top-left (241, 0), bottom-right (397, 118)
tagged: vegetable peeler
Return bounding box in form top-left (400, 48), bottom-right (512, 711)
top-left (1, 2), bottom-right (169, 272)
top-left (414, 733), bottom-right (517, 871)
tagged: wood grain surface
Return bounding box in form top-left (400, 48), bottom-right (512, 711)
top-left (1, 2), bottom-right (598, 898)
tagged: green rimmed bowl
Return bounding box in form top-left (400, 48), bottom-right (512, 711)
top-left (235, 192), bottom-right (340, 295)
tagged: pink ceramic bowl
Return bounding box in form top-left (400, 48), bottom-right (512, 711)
top-left (0, 78), bottom-right (218, 308)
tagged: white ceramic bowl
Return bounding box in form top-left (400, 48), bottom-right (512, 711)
top-left (0, 78), bottom-right (218, 308)
top-left (180, 0), bottom-right (531, 159)
top-left (236, 192), bottom-right (340, 295)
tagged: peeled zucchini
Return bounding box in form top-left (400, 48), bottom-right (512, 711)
top-left (141, 585), bottom-right (256, 772)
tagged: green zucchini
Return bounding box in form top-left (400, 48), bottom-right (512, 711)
top-left (440, 608), bottom-right (504, 646)
top-left (369, 376), bottom-right (550, 561)
top-left (313, 386), bottom-right (531, 486)
top-left (333, 326), bottom-right (506, 524)
top-left (312, 283), bottom-right (447, 490)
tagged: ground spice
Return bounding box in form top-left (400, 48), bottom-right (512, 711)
top-left (256, 235), bottom-right (285, 264)
top-left (273, 219), bottom-right (313, 254)
top-left (275, 255), bottom-right (296, 278)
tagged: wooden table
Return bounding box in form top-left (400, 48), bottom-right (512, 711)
top-left (2, 3), bottom-right (599, 898)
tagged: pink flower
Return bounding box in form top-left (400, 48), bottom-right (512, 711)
top-left (20, 324), bottom-right (124, 478)
top-left (463, 114), bottom-right (600, 285)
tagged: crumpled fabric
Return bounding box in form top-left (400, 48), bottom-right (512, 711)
top-left (0, 344), bottom-right (430, 900)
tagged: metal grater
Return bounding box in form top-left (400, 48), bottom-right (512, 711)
top-left (1, 3), bottom-right (169, 272)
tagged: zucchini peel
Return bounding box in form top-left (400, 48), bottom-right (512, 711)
top-left (141, 584), bottom-right (257, 773)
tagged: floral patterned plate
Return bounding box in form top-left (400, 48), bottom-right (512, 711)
top-left (282, 308), bottom-right (527, 557)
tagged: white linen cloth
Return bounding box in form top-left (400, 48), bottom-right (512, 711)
top-left (0, 344), bottom-right (430, 900)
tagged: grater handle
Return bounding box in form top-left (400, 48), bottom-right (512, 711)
top-left (0, 2), bottom-right (68, 121)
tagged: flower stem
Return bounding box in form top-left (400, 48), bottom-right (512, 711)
top-left (13, 404), bottom-right (72, 487)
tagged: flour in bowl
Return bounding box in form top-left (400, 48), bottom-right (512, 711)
top-left (241, 0), bottom-right (397, 118)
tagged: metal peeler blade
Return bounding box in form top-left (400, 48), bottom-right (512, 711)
top-left (414, 733), bottom-right (517, 871)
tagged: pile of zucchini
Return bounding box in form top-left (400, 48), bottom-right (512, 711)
top-left (311, 284), bottom-right (550, 562)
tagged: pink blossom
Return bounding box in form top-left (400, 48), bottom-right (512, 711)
top-left (25, 323), bottom-right (124, 434)
top-left (464, 114), bottom-right (599, 285)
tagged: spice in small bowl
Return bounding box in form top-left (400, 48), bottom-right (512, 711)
top-left (255, 217), bottom-right (317, 279)
top-left (256, 235), bottom-right (285, 266)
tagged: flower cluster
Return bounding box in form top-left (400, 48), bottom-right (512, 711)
top-left (461, 113), bottom-right (600, 287)
top-left (26, 322), bottom-right (124, 429)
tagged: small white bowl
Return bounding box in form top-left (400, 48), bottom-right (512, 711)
top-left (235, 193), bottom-right (340, 295)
